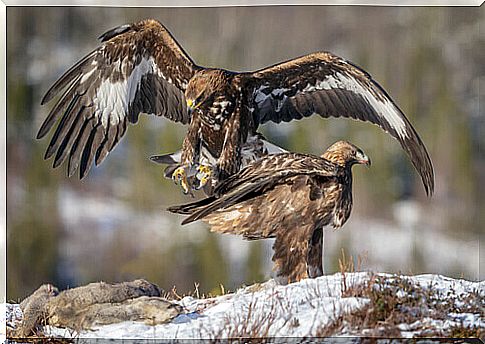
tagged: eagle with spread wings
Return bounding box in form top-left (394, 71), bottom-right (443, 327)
top-left (169, 141), bottom-right (370, 283)
top-left (38, 18), bottom-right (433, 195)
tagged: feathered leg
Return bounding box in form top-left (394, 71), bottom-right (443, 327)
top-left (272, 223), bottom-right (315, 284)
top-left (216, 105), bottom-right (243, 181)
top-left (307, 227), bottom-right (325, 278)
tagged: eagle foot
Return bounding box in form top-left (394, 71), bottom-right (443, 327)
top-left (194, 164), bottom-right (213, 190)
top-left (172, 166), bottom-right (190, 194)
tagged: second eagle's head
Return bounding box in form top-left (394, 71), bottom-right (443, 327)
top-left (322, 141), bottom-right (371, 168)
top-left (185, 69), bottom-right (235, 113)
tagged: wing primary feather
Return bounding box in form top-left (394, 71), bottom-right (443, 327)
top-left (96, 120), bottom-right (126, 168)
top-left (80, 124), bottom-right (105, 179)
top-left (52, 106), bottom-right (85, 168)
top-left (37, 76), bottom-right (83, 139)
top-left (94, 120), bottom-right (118, 166)
top-left (41, 51), bottom-right (97, 105)
top-left (67, 116), bottom-right (95, 177)
top-left (112, 120), bottom-right (127, 151)
top-left (149, 152), bottom-right (181, 165)
top-left (94, 140), bottom-right (108, 166)
top-left (45, 94), bottom-right (82, 160)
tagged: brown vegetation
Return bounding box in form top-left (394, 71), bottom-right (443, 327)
top-left (317, 274), bottom-right (484, 339)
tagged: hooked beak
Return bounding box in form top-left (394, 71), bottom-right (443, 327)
top-left (186, 98), bottom-right (200, 115)
top-left (186, 98), bottom-right (194, 109)
top-left (186, 99), bottom-right (194, 115)
top-left (356, 152), bottom-right (371, 167)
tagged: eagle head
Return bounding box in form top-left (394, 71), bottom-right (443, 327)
top-left (185, 69), bottom-right (233, 113)
top-left (322, 141), bottom-right (371, 168)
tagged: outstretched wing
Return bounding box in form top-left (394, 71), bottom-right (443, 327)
top-left (247, 52), bottom-right (434, 196)
top-left (169, 153), bottom-right (338, 224)
top-left (39, 19), bottom-right (200, 179)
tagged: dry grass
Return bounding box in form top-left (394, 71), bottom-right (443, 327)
top-left (317, 273), bottom-right (484, 339)
top-left (338, 248), bottom-right (369, 298)
top-left (202, 297), bottom-right (277, 339)
top-left (164, 282), bottom-right (230, 301)
top-left (447, 324), bottom-right (483, 339)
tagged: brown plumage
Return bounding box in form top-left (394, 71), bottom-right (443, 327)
top-left (39, 19), bottom-right (433, 196)
top-left (168, 141), bottom-right (370, 284)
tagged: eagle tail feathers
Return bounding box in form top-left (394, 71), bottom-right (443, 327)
top-left (149, 151), bottom-right (182, 165)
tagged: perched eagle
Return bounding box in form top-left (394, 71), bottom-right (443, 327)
top-left (168, 141), bottom-right (370, 283)
top-left (38, 18), bottom-right (433, 195)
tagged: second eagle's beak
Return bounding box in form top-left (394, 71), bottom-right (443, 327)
top-left (356, 152), bottom-right (371, 167)
top-left (360, 156), bottom-right (371, 167)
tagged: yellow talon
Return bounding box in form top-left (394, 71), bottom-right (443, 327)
top-left (172, 166), bottom-right (185, 181)
top-left (200, 176), bottom-right (209, 187)
top-left (196, 165), bottom-right (213, 188)
top-left (198, 165), bottom-right (212, 175)
top-left (172, 166), bottom-right (189, 194)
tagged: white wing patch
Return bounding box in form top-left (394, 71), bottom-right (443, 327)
top-left (93, 57), bottom-right (165, 128)
top-left (303, 72), bottom-right (409, 138)
top-left (79, 68), bottom-right (96, 84)
top-left (127, 56), bottom-right (168, 105)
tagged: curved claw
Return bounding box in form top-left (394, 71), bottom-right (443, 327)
top-left (195, 165), bottom-right (213, 190)
top-left (172, 166), bottom-right (189, 194)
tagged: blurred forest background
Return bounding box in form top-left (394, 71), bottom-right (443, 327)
top-left (6, 6), bottom-right (484, 301)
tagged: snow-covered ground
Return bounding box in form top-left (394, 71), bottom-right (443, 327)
top-left (4, 272), bottom-right (484, 340)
